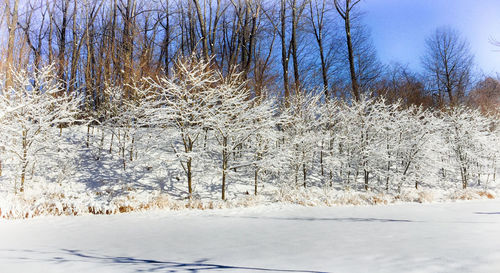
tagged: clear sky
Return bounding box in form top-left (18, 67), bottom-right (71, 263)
top-left (360, 0), bottom-right (500, 75)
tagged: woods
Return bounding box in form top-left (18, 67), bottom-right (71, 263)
top-left (0, 59), bottom-right (498, 202)
top-left (2, 4), bottom-right (500, 273)
top-left (0, 0), bottom-right (499, 208)
top-left (1, 0), bottom-right (497, 108)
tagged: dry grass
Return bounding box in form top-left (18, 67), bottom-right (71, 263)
top-left (0, 187), bottom-right (496, 220)
top-left (478, 191), bottom-right (495, 199)
top-left (450, 189), bottom-right (496, 201)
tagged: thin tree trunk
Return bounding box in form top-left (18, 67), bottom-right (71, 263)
top-left (222, 136), bottom-right (228, 200)
top-left (254, 168), bottom-right (258, 195)
top-left (291, 0), bottom-right (300, 90)
top-left (334, 0), bottom-right (361, 101)
top-left (5, 0), bottom-right (19, 89)
top-left (187, 157), bottom-right (192, 197)
top-left (109, 131), bottom-right (114, 153)
top-left (280, 0), bottom-right (290, 101)
top-left (364, 170), bottom-right (369, 190)
top-left (192, 0), bottom-right (209, 60)
top-left (344, 10), bottom-right (359, 101)
top-left (20, 130), bottom-right (27, 193)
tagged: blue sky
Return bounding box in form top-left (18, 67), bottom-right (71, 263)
top-left (360, 0), bottom-right (500, 75)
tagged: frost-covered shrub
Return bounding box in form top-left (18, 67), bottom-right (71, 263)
top-left (138, 57), bottom-right (229, 198)
top-left (439, 107), bottom-right (498, 189)
top-left (280, 91), bottom-right (322, 188)
top-left (0, 66), bottom-right (81, 193)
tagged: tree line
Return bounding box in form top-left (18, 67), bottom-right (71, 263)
top-left (2, 0), bottom-right (499, 111)
top-left (0, 60), bottom-right (498, 200)
top-left (1, 0), bottom-right (500, 200)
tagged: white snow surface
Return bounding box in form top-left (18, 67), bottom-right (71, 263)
top-left (1, 200), bottom-right (500, 273)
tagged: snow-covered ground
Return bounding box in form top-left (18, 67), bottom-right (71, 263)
top-left (1, 199), bottom-right (500, 273)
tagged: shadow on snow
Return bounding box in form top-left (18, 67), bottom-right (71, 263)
top-left (2, 248), bottom-right (328, 273)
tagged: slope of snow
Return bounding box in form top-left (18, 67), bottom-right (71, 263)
top-left (1, 199), bottom-right (500, 273)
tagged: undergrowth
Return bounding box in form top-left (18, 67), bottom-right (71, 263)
top-left (0, 186), bottom-right (496, 219)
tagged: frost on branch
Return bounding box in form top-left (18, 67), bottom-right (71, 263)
top-left (0, 66), bottom-right (81, 193)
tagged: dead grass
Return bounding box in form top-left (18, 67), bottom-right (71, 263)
top-left (478, 191), bottom-right (495, 199)
top-left (0, 187), bottom-right (496, 219)
top-left (450, 189), bottom-right (496, 201)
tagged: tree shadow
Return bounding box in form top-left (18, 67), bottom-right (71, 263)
top-left (475, 212), bottom-right (500, 215)
top-left (64, 249), bottom-right (329, 272)
top-left (3, 248), bottom-right (328, 273)
top-left (216, 216), bottom-right (414, 223)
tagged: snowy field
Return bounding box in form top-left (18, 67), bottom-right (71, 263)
top-left (1, 199), bottom-right (500, 273)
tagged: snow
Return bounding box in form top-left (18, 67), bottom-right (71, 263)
top-left (1, 199), bottom-right (500, 273)
top-left (1, 63), bottom-right (500, 272)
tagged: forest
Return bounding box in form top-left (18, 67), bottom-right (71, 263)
top-left (0, 0), bottom-right (499, 218)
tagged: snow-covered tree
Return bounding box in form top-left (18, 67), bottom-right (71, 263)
top-left (98, 85), bottom-right (154, 171)
top-left (141, 57), bottom-right (221, 198)
top-left (440, 106), bottom-right (497, 189)
top-left (0, 66), bottom-right (81, 193)
top-left (281, 91), bottom-right (322, 188)
top-left (334, 96), bottom-right (381, 190)
top-left (206, 73), bottom-right (276, 200)
top-left (317, 99), bottom-right (342, 186)
top-left (248, 96), bottom-right (279, 195)
top-left (388, 106), bottom-right (435, 191)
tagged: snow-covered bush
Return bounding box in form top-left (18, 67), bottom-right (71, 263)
top-left (0, 66), bottom-right (81, 193)
top-left (280, 91), bottom-right (322, 188)
top-left (139, 57), bottom-right (222, 198)
top-left (206, 73), bottom-right (277, 200)
top-left (388, 105), bottom-right (436, 191)
top-left (247, 96), bottom-right (279, 195)
top-left (440, 107), bottom-right (498, 189)
top-left (333, 96), bottom-right (387, 191)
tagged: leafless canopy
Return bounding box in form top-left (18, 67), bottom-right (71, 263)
top-left (422, 26), bottom-right (474, 106)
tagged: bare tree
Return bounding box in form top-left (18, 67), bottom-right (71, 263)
top-left (118, 0), bottom-right (137, 99)
top-left (289, 0), bottom-right (307, 91)
top-left (422, 27), bottom-right (474, 106)
top-left (308, 0), bottom-right (328, 97)
top-left (52, 0), bottom-right (71, 89)
top-left (350, 24), bottom-right (382, 91)
top-left (333, 0), bottom-right (361, 101)
top-left (17, 0), bottom-right (47, 71)
top-left (468, 76), bottom-right (500, 114)
top-left (376, 63), bottom-right (433, 108)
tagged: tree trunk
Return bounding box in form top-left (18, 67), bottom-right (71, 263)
top-left (222, 136), bottom-right (228, 200)
top-left (461, 166), bottom-right (468, 189)
top-left (303, 162), bottom-right (307, 188)
top-left (254, 168), bottom-right (258, 195)
top-left (364, 170), bottom-right (369, 190)
top-left (57, 0), bottom-right (70, 91)
top-left (320, 141), bottom-right (324, 177)
top-left (187, 157), bottom-right (193, 198)
top-left (20, 130), bottom-right (28, 193)
top-left (192, 0), bottom-right (209, 60)
top-left (291, 0), bottom-right (300, 91)
top-left (280, 0), bottom-right (290, 101)
top-left (5, 0), bottom-right (19, 89)
top-left (129, 136), bottom-right (135, 161)
top-left (335, 0), bottom-right (361, 101)
top-left (86, 125), bottom-right (91, 147)
top-left (345, 11), bottom-right (359, 101)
